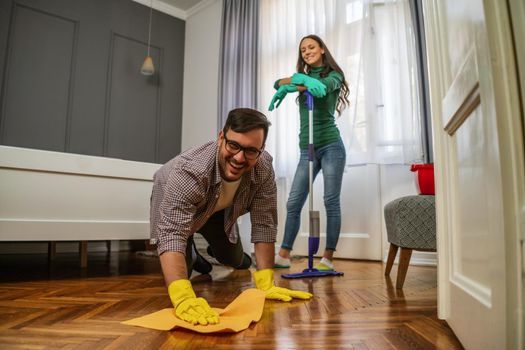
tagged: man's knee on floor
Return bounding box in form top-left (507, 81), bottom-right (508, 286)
top-left (207, 245), bottom-right (251, 269)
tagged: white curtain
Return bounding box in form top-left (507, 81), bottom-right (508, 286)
top-left (258, 0), bottom-right (423, 179)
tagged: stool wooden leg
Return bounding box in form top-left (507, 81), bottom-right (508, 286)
top-left (385, 243), bottom-right (399, 276)
top-left (396, 247), bottom-right (413, 289)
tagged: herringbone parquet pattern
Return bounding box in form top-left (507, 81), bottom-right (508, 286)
top-left (0, 251), bottom-right (463, 349)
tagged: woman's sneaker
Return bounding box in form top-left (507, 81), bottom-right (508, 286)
top-left (315, 257), bottom-right (334, 271)
top-left (274, 254), bottom-right (291, 268)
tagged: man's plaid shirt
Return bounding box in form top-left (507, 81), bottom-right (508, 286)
top-left (150, 141), bottom-right (278, 255)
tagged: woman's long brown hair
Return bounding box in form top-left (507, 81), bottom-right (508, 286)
top-left (296, 35), bottom-right (350, 116)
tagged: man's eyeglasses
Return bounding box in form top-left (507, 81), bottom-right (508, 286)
top-left (223, 135), bottom-right (263, 160)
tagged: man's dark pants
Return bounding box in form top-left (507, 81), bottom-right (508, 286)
top-left (185, 210), bottom-right (247, 277)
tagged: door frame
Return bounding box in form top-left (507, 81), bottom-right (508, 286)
top-left (423, 0), bottom-right (524, 348)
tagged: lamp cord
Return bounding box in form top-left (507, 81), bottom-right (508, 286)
top-left (147, 0), bottom-right (153, 56)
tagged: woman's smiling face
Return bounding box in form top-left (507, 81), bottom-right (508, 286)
top-left (300, 38), bottom-right (325, 67)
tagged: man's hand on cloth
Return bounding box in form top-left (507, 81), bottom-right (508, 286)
top-left (168, 279), bottom-right (219, 326)
top-left (167, 269), bottom-right (312, 327)
top-left (253, 268), bottom-right (313, 301)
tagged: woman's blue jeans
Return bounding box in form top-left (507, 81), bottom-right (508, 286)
top-left (281, 139), bottom-right (346, 251)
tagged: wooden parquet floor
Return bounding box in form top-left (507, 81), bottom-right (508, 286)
top-left (0, 251), bottom-right (463, 349)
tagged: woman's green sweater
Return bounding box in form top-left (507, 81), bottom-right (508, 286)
top-left (275, 66), bottom-right (343, 149)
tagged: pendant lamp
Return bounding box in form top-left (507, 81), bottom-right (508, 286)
top-left (140, 0), bottom-right (155, 75)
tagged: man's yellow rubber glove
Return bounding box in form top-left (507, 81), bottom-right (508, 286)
top-left (253, 269), bottom-right (313, 301)
top-left (168, 279), bottom-right (219, 326)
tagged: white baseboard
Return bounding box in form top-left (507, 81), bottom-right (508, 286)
top-left (382, 249), bottom-right (437, 266)
top-left (0, 240), bottom-right (132, 254)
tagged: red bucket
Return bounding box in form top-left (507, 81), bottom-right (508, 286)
top-left (410, 164), bottom-right (435, 195)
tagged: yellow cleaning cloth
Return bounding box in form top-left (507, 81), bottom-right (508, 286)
top-left (122, 288), bottom-right (265, 333)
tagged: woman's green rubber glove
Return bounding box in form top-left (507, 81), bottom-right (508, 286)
top-left (168, 279), bottom-right (219, 326)
top-left (268, 84), bottom-right (298, 111)
top-left (291, 73), bottom-right (327, 98)
top-left (253, 269), bottom-right (313, 301)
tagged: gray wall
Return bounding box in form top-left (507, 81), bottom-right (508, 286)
top-left (0, 0), bottom-right (184, 163)
top-left (182, 0), bottom-right (221, 150)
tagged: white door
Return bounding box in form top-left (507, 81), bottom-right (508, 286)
top-left (424, 0), bottom-right (524, 348)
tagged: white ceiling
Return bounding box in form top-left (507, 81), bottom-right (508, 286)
top-left (161, 0), bottom-right (204, 11)
top-left (133, 0), bottom-right (211, 20)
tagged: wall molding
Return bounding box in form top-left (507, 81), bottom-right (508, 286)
top-left (442, 47), bottom-right (480, 135)
top-left (132, 0), bottom-right (218, 20)
top-left (1, 3), bottom-right (79, 150)
top-left (103, 32), bottom-right (163, 162)
top-left (186, 0), bottom-right (217, 19)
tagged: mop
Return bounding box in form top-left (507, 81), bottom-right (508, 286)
top-left (282, 91), bottom-right (344, 279)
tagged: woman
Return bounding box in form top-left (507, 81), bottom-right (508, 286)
top-left (269, 35), bottom-right (350, 271)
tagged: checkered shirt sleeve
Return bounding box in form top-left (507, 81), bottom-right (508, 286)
top-left (151, 141), bottom-right (277, 255)
top-left (247, 153), bottom-right (278, 244)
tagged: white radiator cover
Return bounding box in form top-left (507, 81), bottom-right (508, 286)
top-left (0, 146), bottom-right (161, 242)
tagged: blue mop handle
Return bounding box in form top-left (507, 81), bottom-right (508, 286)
top-left (305, 91), bottom-right (314, 210)
top-left (304, 91), bottom-right (320, 270)
top-left (308, 226), bottom-right (320, 270)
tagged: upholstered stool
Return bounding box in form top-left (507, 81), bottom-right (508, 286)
top-left (384, 195), bottom-right (436, 289)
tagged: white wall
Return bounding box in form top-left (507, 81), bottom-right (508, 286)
top-left (181, 0), bottom-right (222, 151)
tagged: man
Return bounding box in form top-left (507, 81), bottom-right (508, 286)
top-left (150, 108), bottom-right (312, 326)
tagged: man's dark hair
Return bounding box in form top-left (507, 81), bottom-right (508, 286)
top-left (222, 108), bottom-right (271, 145)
